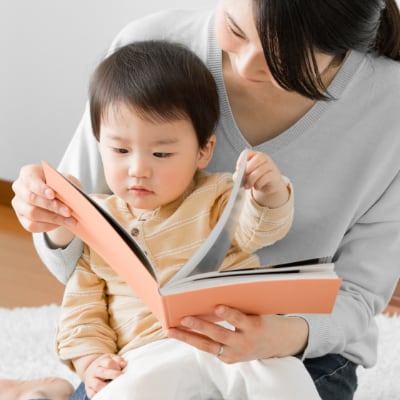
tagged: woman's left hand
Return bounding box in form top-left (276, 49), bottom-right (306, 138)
top-left (166, 305), bottom-right (309, 363)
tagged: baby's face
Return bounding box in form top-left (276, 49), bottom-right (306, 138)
top-left (98, 103), bottom-right (213, 213)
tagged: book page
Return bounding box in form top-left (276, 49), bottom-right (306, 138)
top-left (162, 262), bottom-right (337, 294)
top-left (166, 151), bottom-right (247, 285)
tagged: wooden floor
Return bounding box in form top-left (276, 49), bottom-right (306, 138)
top-left (0, 204), bottom-right (64, 307)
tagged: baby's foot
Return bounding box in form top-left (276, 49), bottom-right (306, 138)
top-left (0, 377), bottom-right (74, 400)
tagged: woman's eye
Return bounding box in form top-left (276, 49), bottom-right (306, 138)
top-left (153, 152), bottom-right (171, 158)
top-left (229, 25), bottom-right (244, 39)
top-left (225, 17), bottom-right (245, 39)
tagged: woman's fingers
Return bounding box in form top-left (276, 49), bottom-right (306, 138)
top-left (168, 323), bottom-right (235, 361)
top-left (11, 164), bottom-right (75, 232)
top-left (167, 307), bottom-right (309, 363)
top-left (167, 306), bottom-right (264, 363)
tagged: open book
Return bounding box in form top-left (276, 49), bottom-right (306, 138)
top-left (42, 159), bottom-right (341, 328)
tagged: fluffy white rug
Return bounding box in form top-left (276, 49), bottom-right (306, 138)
top-left (0, 305), bottom-right (399, 399)
top-left (0, 305), bottom-right (80, 388)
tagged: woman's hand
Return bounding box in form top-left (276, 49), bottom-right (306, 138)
top-left (11, 164), bottom-right (76, 247)
top-left (167, 305), bottom-right (309, 363)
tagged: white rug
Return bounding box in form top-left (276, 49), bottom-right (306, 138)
top-left (0, 304), bottom-right (399, 399)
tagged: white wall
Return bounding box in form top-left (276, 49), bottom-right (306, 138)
top-left (0, 0), bottom-right (215, 181)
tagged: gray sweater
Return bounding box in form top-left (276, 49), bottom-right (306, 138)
top-left (35, 9), bottom-right (400, 368)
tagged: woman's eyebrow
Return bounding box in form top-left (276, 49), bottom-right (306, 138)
top-left (226, 12), bottom-right (246, 37)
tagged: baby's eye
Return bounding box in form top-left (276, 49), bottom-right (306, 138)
top-left (113, 147), bottom-right (129, 154)
top-left (153, 152), bottom-right (171, 158)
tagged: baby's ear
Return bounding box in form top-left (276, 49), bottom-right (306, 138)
top-left (197, 134), bottom-right (216, 169)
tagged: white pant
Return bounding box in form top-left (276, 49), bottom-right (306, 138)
top-left (92, 339), bottom-right (321, 400)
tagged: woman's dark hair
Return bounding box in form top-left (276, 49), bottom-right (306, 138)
top-left (89, 40), bottom-right (219, 148)
top-left (252, 0), bottom-right (400, 100)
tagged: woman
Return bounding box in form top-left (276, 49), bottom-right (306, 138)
top-left (8, 0), bottom-right (400, 399)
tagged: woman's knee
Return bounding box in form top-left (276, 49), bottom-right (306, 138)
top-left (304, 354), bottom-right (358, 400)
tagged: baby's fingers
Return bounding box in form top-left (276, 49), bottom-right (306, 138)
top-left (95, 364), bottom-right (124, 382)
top-left (99, 354), bottom-right (127, 371)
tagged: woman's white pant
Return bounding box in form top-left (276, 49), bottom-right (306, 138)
top-left (92, 339), bottom-right (321, 400)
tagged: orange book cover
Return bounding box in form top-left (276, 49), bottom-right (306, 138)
top-left (42, 161), bottom-right (341, 329)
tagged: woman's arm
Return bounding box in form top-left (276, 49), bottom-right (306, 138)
top-left (301, 169), bottom-right (400, 362)
top-left (167, 170), bottom-right (400, 365)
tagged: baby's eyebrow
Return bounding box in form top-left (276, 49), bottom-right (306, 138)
top-left (152, 138), bottom-right (179, 145)
top-left (105, 134), bottom-right (125, 141)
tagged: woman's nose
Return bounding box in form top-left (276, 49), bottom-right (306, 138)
top-left (236, 45), bottom-right (270, 82)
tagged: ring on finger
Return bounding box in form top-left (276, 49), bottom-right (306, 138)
top-left (216, 344), bottom-right (224, 358)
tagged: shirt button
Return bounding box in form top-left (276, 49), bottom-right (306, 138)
top-left (131, 228), bottom-right (140, 236)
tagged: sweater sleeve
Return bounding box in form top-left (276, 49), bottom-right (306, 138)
top-left (298, 170), bottom-right (400, 366)
top-left (32, 103), bottom-right (107, 284)
top-left (32, 233), bottom-right (83, 284)
top-left (56, 246), bottom-right (118, 368)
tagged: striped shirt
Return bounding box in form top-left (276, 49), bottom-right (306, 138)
top-left (56, 170), bottom-right (293, 366)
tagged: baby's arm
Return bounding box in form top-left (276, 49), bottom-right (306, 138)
top-left (57, 247), bottom-right (120, 393)
top-left (233, 149), bottom-right (293, 253)
top-left (73, 353), bottom-right (126, 399)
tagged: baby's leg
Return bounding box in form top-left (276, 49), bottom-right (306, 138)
top-left (93, 339), bottom-right (212, 400)
top-left (238, 356), bottom-right (322, 399)
top-left (0, 377), bottom-right (74, 400)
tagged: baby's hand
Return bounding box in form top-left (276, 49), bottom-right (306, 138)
top-left (235, 149), bottom-right (289, 208)
top-left (84, 353), bottom-right (126, 399)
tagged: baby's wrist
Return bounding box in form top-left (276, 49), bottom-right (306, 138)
top-left (253, 177), bottom-right (291, 208)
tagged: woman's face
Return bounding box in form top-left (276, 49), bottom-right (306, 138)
top-left (215, 0), bottom-right (338, 90)
top-left (215, 0), bottom-right (279, 87)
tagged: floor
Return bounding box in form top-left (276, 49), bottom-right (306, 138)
top-left (0, 204), bottom-right (64, 307)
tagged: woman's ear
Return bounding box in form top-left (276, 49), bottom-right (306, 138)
top-left (197, 134), bottom-right (216, 169)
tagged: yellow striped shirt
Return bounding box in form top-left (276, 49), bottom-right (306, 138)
top-left (56, 171), bottom-right (293, 366)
